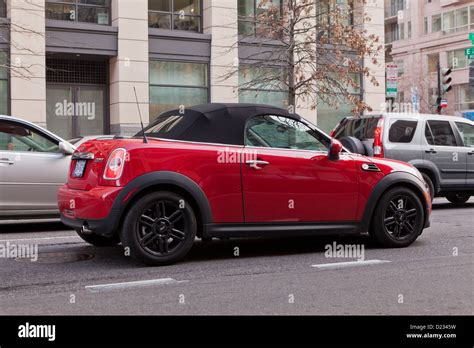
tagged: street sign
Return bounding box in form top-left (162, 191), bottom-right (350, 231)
top-left (386, 64), bottom-right (398, 97)
top-left (441, 99), bottom-right (448, 109)
top-left (470, 33), bottom-right (474, 44)
top-left (386, 64), bottom-right (398, 80)
top-left (465, 47), bottom-right (474, 56)
top-left (386, 80), bottom-right (397, 97)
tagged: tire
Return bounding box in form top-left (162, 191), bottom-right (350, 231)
top-left (370, 187), bottom-right (424, 248)
top-left (339, 136), bottom-right (366, 155)
top-left (445, 193), bottom-right (470, 205)
top-left (421, 173), bottom-right (435, 201)
top-left (76, 230), bottom-right (121, 247)
top-left (120, 191), bottom-right (197, 266)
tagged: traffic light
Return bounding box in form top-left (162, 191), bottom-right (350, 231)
top-left (441, 67), bottom-right (452, 94)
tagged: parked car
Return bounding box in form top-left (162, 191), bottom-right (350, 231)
top-left (331, 113), bottom-right (474, 204)
top-left (0, 115), bottom-right (112, 219)
top-left (58, 104), bottom-right (431, 266)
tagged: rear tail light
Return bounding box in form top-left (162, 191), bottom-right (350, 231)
top-left (103, 148), bottom-right (127, 180)
top-left (373, 118), bottom-right (384, 158)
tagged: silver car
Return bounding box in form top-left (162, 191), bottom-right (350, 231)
top-left (0, 115), bottom-right (111, 219)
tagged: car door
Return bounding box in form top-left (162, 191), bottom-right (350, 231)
top-left (0, 120), bottom-right (70, 216)
top-left (241, 115), bottom-right (359, 223)
top-left (423, 119), bottom-right (466, 189)
top-left (454, 121), bottom-right (474, 187)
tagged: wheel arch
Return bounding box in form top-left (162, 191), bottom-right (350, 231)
top-left (361, 172), bottom-right (430, 233)
top-left (407, 160), bottom-right (440, 193)
top-left (112, 172), bottom-right (213, 238)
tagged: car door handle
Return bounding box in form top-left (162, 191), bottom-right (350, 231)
top-left (0, 159), bottom-right (14, 165)
top-left (246, 160), bottom-right (270, 170)
top-left (425, 149), bottom-right (437, 154)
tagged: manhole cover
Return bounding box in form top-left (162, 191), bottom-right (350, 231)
top-left (15, 252), bottom-right (94, 264)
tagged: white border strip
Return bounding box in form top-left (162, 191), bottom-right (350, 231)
top-left (85, 278), bottom-right (188, 293)
top-left (312, 259), bottom-right (391, 270)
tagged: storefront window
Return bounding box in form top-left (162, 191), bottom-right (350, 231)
top-left (149, 60), bottom-right (208, 121)
top-left (238, 66), bottom-right (289, 108)
top-left (0, 52), bottom-right (8, 115)
top-left (238, 0), bottom-right (281, 37)
top-left (149, 0), bottom-right (201, 32)
top-left (0, 0), bottom-right (6, 18)
top-left (46, 0), bottom-right (111, 25)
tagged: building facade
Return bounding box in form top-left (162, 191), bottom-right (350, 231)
top-left (0, 0), bottom-right (385, 138)
top-left (385, 0), bottom-right (473, 116)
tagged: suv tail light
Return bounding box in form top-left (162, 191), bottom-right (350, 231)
top-left (103, 148), bottom-right (127, 180)
top-left (373, 118), bottom-right (384, 158)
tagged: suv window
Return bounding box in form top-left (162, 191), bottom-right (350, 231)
top-left (455, 122), bottom-right (474, 147)
top-left (425, 120), bottom-right (457, 147)
top-left (0, 121), bottom-right (59, 152)
top-left (389, 120), bottom-right (418, 143)
top-left (333, 116), bottom-right (381, 140)
top-left (245, 115), bottom-right (329, 151)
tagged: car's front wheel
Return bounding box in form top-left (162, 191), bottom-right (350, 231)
top-left (370, 187), bottom-right (424, 247)
top-left (120, 191), bottom-right (197, 266)
top-left (445, 193), bottom-right (470, 205)
top-left (76, 230), bottom-right (121, 247)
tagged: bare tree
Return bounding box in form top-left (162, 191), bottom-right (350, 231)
top-left (221, 0), bottom-right (383, 114)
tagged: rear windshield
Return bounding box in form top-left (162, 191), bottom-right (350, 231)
top-left (137, 115), bottom-right (184, 138)
top-left (388, 120), bottom-right (418, 143)
top-left (334, 116), bottom-right (381, 140)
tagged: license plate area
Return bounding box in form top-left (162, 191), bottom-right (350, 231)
top-left (73, 160), bottom-right (87, 178)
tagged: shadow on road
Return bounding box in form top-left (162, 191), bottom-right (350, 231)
top-left (432, 202), bottom-right (474, 210)
top-left (0, 221), bottom-right (72, 234)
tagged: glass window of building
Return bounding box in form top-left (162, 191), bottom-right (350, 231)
top-left (456, 84), bottom-right (474, 111)
top-left (238, 66), bottom-right (289, 109)
top-left (442, 7), bottom-right (469, 34)
top-left (432, 14), bottom-right (441, 32)
top-left (448, 49), bottom-right (468, 70)
top-left (427, 53), bottom-right (439, 74)
top-left (149, 60), bottom-right (208, 121)
top-left (238, 0), bottom-right (281, 37)
top-left (0, 52), bottom-right (8, 115)
top-left (149, 0), bottom-right (201, 32)
top-left (316, 73), bottom-right (362, 133)
top-left (46, 0), bottom-right (111, 25)
top-left (0, 0), bottom-right (6, 17)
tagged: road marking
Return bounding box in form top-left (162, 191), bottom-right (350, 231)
top-left (0, 236), bottom-right (80, 243)
top-left (312, 259), bottom-right (391, 270)
top-left (85, 278), bottom-right (188, 293)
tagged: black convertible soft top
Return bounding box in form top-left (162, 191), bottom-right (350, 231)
top-left (141, 103), bottom-right (301, 146)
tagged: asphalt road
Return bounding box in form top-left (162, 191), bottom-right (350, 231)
top-left (0, 198), bottom-right (472, 315)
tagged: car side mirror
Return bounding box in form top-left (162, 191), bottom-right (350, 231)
top-left (59, 141), bottom-right (76, 155)
top-left (328, 139), bottom-right (343, 161)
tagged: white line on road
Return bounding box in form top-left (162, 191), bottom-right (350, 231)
top-left (312, 259), bottom-right (391, 270)
top-left (85, 278), bottom-right (188, 293)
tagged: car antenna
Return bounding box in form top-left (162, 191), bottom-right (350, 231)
top-left (133, 86), bottom-right (148, 144)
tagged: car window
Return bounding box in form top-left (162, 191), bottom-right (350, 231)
top-left (389, 120), bottom-right (418, 143)
top-left (245, 115), bottom-right (329, 151)
top-left (365, 117), bottom-right (380, 139)
top-left (424, 120), bottom-right (457, 147)
top-left (0, 121), bottom-right (59, 153)
top-left (455, 122), bottom-right (474, 147)
top-left (141, 115), bottom-right (184, 137)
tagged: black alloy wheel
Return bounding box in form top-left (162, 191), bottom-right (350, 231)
top-left (120, 191), bottom-right (197, 266)
top-left (370, 187), bottom-right (424, 247)
top-left (445, 193), bottom-right (470, 205)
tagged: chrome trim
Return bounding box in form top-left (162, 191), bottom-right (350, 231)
top-left (246, 160), bottom-right (270, 170)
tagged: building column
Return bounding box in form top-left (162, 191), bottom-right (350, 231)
top-left (110, 0), bottom-right (149, 135)
top-left (9, 0), bottom-right (46, 126)
top-left (357, 0), bottom-right (386, 113)
top-left (203, 0), bottom-right (239, 103)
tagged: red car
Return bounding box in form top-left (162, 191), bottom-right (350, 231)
top-left (58, 104), bottom-right (431, 266)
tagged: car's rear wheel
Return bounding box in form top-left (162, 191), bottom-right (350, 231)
top-left (370, 187), bottom-right (424, 247)
top-left (420, 173), bottom-right (435, 201)
top-left (120, 191), bottom-right (197, 266)
top-left (76, 230), bottom-right (121, 247)
top-left (445, 193), bottom-right (470, 205)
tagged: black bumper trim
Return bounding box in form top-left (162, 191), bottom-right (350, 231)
top-left (61, 210), bottom-right (120, 237)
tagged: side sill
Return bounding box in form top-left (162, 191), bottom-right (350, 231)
top-left (204, 222), bottom-right (361, 239)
